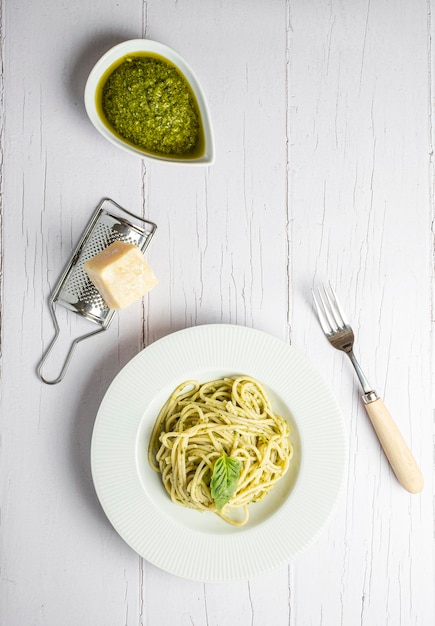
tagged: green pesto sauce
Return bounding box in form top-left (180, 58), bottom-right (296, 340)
top-left (97, 54), bottom-right (204, 157)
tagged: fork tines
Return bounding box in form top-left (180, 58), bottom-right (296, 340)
top-left (312, 283), bottom-right (349, 335)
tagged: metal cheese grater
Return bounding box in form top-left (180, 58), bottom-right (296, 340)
top-left (37, 198), bottom-right (157, 385)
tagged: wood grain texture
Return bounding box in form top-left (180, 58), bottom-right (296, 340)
top-left (363, 397), bottom-right (424, 493)
top-left (0, 1), bottom-right (433, 625)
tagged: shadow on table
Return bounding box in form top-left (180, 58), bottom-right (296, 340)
top-left (68, 30), bottom-right (137, 121)
top-left (69, 321), bottom-right (190, 530)
top-left (68, 341), bottom-right (123, 528)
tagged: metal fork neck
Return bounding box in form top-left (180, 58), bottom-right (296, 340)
top-left (347, 350), bottom-right (375, 396)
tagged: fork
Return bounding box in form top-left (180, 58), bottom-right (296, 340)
top-left (313, 284), bottom-right (423, 494)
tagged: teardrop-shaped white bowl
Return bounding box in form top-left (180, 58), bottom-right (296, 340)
top-left (84, 39), bottom-right (214, 165)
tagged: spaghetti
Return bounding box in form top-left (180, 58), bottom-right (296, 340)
top-left (148, 375), bottom-right (293, 526)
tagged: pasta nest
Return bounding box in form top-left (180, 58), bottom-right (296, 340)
top-left (148, 375), bottom-right (293, 526)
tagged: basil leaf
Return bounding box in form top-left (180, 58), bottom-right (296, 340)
top-left (210, 453), bottom-right (241, 512)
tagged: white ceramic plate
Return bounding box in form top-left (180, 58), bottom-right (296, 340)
top-left (91, 324), bottom-right (347, 581)
top-left (84, 39), bottom-right (214, 165)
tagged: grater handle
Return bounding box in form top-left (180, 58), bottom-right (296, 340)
top-left (37, 300), bottom-right (107, 385)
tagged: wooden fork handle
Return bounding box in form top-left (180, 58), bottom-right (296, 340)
top-left (363, 397), bottom-right (424, 493)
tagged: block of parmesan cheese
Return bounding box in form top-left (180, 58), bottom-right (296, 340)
top-left (83, 241), bottom-right (158, 310)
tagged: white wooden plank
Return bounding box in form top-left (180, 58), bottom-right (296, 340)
top-left (0, 1), bottom-right (147, 624)
top-left (289, 1), bottom-right (434, 625)
top-left (141, 1), bottom-right (291, 623)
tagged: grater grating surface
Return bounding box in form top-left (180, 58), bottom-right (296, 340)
top-left (56, 211), bottom-right (155, 324)
top-left (38, 198), bottom-right (157, 384)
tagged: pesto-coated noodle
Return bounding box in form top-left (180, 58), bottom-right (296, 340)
top-left (148, 375), bottom-right (293, 526)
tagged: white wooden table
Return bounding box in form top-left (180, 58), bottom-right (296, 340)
top-left (1, 1), bottom-right (434, 624)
